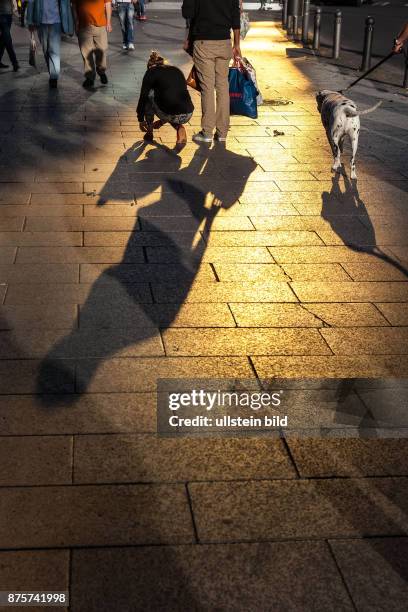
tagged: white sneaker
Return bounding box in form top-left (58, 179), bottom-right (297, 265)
top-left (193, 131), bottom-right (213, 143)
top-left (122, 43), bottom-right (128, 50)
top-left (128, 43), bottom-right (135, 50)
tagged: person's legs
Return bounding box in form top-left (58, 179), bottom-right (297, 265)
top-left (0, 15), bottom-right (18, 68)
top-left (0, 15), bottom-right (7, 63)
top-left (78, 26), bottom-right (96, 82)
top-left (170, 112), bottom-right (192, 144)
top-left (47, 23), bottom-right (61, 80)
top-left (20, 1), bottom-right (27, 27)
top-left (214, 40), bottom-right (232, 139)
top-left (136, 0), bottom-right (146, 20)
top-left (117, 4), bottom-right (128, 45)
top-left (193, 40), bottom-right (216, 138)
top-left (126, 3), bottom-right (134, 45)
top-left (93, 26), bottom-right (108, 77)
top-left (38, 24), bottom-right (51, 72)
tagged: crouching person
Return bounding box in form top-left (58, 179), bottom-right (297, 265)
top-left (136, 51), bottom-right (194, 146)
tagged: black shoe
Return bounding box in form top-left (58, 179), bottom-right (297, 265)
top-left (0, 62), bottom-right (9, 69)
top-left (82, 78), bottom-right (94, 89)
top-left (13, 63), bottom-right (20, 72)
top-left (49, 78), bottom-right (58, 89)
top-left (100, 72), bottom-right (108, 85)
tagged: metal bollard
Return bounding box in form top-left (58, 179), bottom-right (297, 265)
top-left (333, 9), bottom-right (342, 59)
top-left (287, 15), bottom-right (293, 37)
top-left (361, 16), bottom-right (375, 72)
top-left (302, 0), bottom-right (310, 45)
top-left (313, 7), bottom-right (322, 52)
top-left (293, 15), bottom-right (300, 41)
top-left (282, 0), bottom-right (288, 29)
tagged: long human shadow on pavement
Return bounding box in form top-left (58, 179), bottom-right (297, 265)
top-left (36, 141), bottom-right (256, 405)
top-left (0, 122), bottom-right (258, 608)
top-left (321, 173), bottom-right (408, 280)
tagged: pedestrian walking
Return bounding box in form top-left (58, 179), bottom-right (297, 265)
top-left (19, 0), bottom-right (27, 27)
top-left (113, 0), bottom-right (135, 50)
top-left (393, 22), bottom-right (408, 53)
top-left (182, 0), bottom-right (241, 143)
top-left (72, 0), bottom-right (112, 89)
top-left (0, 0), bottom-right (20, 71)
top-left (26, 0), bottom-right (74, 87)
top-left (136, 0), bottom-right (146, 21)
top-left (136, 51), bottom-right (194, 146)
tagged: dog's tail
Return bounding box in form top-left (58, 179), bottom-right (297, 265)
top-left (345, 100), bottom-right (383, 117)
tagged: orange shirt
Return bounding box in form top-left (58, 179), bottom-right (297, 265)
top-left (74, 0), bottom-right (110, 28)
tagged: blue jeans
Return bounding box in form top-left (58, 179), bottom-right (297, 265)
top-left (38, 23), bottom-right (61, 80)
top-left (118, 3), bottom-right (134, 45)
top-left (0, 14), bottom-right (18, 67)
top-left (136, 0), bottom-right (145, 17)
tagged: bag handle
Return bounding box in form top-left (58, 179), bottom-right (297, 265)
top-left (232, 56), bottom-right (247, 74)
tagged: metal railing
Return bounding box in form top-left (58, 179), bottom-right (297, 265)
top-left (282, 3), bottom-right (408, 89)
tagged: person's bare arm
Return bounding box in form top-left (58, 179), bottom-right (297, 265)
top-left (393, 22), bottom-right (408, 52)
top-left (105, 2), bottom-right (112, 32)
top-left (233, 29), bottom-right (241, 59)
top-left (232, 0), bottom-right (241, 58)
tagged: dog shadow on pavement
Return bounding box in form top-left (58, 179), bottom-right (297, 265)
top-left (321, 172), bottom-right (408, 280)
top-left (36, 141), bottom-right (256, 405)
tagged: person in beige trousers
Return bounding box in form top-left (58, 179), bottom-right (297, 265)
top-left (182, 0), bottom-right (241, 143)
top-left (72, 0), bottom-right (112, 88)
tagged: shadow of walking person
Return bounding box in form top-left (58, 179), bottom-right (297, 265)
top-left (37, 141), bottom-right (257, 406)
top-left (321, 172), bottom-right (408, 280)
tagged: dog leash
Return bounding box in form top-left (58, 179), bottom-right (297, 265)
top-left (340, 51), bottom-right (395, 93)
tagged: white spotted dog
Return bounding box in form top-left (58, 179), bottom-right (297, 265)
top-left (316, 90), bottom-right (382, 180)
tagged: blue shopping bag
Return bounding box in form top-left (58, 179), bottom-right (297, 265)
top-left (229, 64), bottom-right (258, 119)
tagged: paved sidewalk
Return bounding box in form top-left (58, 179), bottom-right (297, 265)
top-left (0, 12), bottom-right (408, 611)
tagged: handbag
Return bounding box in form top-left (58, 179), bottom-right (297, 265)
top-left (29, 31), bottom-right (37, 68)
top-left (228, 60), bottom-right (258, 119)
top-left (186, 65), bottom-right (201, 91)
top-left (241, 57), bottom-right (263, 105)
top-left (240, 11), bottom-right (250, 40)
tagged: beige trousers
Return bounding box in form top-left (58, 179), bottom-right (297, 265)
top-left (78, 25), bottom-right (108, 81)
top-left (193, 39), bottom-right (232, 138)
